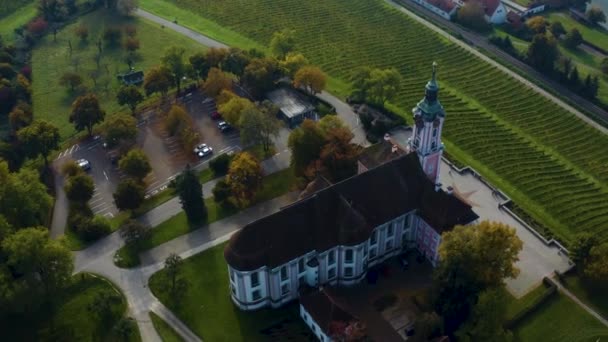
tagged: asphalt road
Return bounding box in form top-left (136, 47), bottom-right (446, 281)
top-left (389, 0), bottom-right (608, 134)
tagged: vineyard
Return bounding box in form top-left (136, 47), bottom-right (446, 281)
top-left (142, 0), bottom-right (608, 243)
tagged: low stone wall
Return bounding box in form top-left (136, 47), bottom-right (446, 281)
top-left (503, 277), bottom-right (558, 330)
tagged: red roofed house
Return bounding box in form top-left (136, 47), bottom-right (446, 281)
top-left (461, 0), bottom-right (508, 23)
top-left (223, 64), bottom-right (479, 330)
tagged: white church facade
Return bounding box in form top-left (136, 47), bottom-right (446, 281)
top-left (224, 64), bottom-right (479, 312)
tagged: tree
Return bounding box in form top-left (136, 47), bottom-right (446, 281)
top-left (569, 66), bottom-right (581, 88)
top-left (164, 105), bottom-right (191, 136)
top-left (113, 318), bottom-right (135, 341)
top-left (101, 113), bottom-right (137, 149)
top-left (414, 312), bottom-right (442, 340)
top-left (279, 52), bottom-right (309, 78)
top-left (367, 68), bottom-right (403, 107)
top-left (549, 21), bottom-right (566, 38)
top-left (116, 85), bottom-right (144, 115)
top-left (17, 119), bottom-right (60, 165)
top-left (124, 24), bottom-right (137, 37)
top-left (226, 152), bottom-right (263, 207)
top-left (564, 28), bottom-right (583, 49)
top-left (64, 173), bottom-right (94, 203)
top-left (74, 24), bottom-right (89, 41)
top-left (144, 66), bottom-right (172, 98)
top-left (526, 16), bottom-right (548, 34)
top-left (161, 46), bottom-right (189, 96)
top-left (584, 243), bottom-right (608, 281)
top-left (570, 232), bottom-right (599, 265)
top-left (113, 179), bottom-right (145, 211)
top-left (116, 0), bottom-right (138, 16)
top-left (119, 219), bottom-right (150, 245)
top-left (87, 289), bottom-right (121, 325)
top-left (294, 66), bottom-right (326, 95)
top-left (0, 162), bottom-right (53, 228)
top-left (223, 47), bottom-right (251, 80)
top-left (204, 47), bottom-right (229, 69)
top-left (189, 51), bottom-right (209, 80)
top-left (209, 153), bottom-right (232, 176)
top-left (202, 67), bottom-right (232, 98)
top-left (288, 119), bottom-right (327, 176)
top-left (434, 221), bottom-right (522, 333)
top-left (123, 37), bottom-right (140, 53)
top-left (2, 227), bottom-right (73, 297)
top-left (315, 126), bottom-right (359, 182)
top-left (242, 57), bottom-right (280, 98)
top-left (587, 6), bottom-right (606, 25)
top-left (455, 288), bottom-right (513, 342)
top-left (212, 179), bottom-right (233, 206)
top-left (164, 253), bottom-right (183, 293)
top-left (118, 148), bottom-right (151, 182)
top-left (239, 106), bottom-right (281, 152)
top-left (270, 29), bottom-right (296, 59)
top-left (527, 34), bottom-right (559, 73)
top-left (457, 2), bottom-right (491, 32)
top-left (78, 215), bottom-right (111, 241)
top-left (27, 17), bottom-right (49, 36)
top-left (70, 94), bottom-right (106, 136)
top-left (175, 165), bottom-right (207, 223)
top-left (38, 1), bottom-right (65, 22)
top-left (103, 27), bottom-right (122, 47)
top-left (218, 95), bottom-right (254, 126)
top-left (59, 71), bottom-right (83, 92)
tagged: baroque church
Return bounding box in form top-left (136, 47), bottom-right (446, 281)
top-left (223, 65), bottom-right (478, 337)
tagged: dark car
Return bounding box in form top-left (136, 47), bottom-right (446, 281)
top-left (218, 121), bottom-right (232, 133)
top-left (211, 111), bottom-right (222, 120)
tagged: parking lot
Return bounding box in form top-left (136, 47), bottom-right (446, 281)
top-left (53, 89), bottom-right (241, 225)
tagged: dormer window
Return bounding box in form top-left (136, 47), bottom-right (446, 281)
top-left (251, 272), bottom-right (259, 287)
top-left (345, 249), bottom-right (353, 263)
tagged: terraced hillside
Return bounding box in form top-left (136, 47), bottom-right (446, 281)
top-left (142, 0), bottom-right (608, 243)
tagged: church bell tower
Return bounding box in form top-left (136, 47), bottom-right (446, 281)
top-left (408, 62), bottom-right (445, 188)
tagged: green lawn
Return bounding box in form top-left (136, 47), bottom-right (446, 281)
top-left (544, 11), bottom-right (608, 52)
top-left (1, 273), bottom-right (140, 341)
top-left (115, 167), bottom-right (296, 267)
top-left (149, 243), bottom-right (312, 341)
top-left (561, 273), bottom-right (608, 319)
top-left (31, 9), bottom-right (205, 141)
top-left (149, 312), bottom-right (184, 342)
top-left (0, 1), bottom-right (37, 42)
top-left (513, 293), bottom-right (608, 341)
top-left (503, 283), bottom-right (551, 320)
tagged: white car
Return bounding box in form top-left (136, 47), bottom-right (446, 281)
top-left (193, 143), bottom-right (213, 158)
top-left (76, 158), bottom-right (91, 171)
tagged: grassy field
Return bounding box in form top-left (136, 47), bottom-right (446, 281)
top-left (561, 273), bottom-right (608, 319)
top-left (149, 243), bottom-right (313, 341)
top-left (0, 1), bottom-right (37, 41)
top-left (513, 293), bottom-right (608, 341)
top-left (31, 9), bottom-right (205, 141)
top-left (544, 11), bottom-right (608, 51)
top-left (115, 167), bottom-right (297, 267)
top-left (149, 312), bottom-right (184, 342)
top-left (139, 0), bottom-right (608, 245)
top-left (1, 273), bottom-right (140, 341)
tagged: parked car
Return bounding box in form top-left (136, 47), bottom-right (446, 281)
top-left (217, 121), bottom-right (232, 133)
top-left (193, 143), bottom-right (213, 158)
top-left (77, 158), bottom-right (91, 171)
top-left (211, 111), bottom-right (222, 120)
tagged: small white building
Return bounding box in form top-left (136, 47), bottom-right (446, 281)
top-left (224, 65), bottom-right (479, 315)
top-left (411, 0), bottom-right (458, 20)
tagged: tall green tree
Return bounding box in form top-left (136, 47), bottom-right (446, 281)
top-left (293, 66), bottom-right (326, 95)
top-left (119, 219), bottom-right (150, 245)
top-left (0, 162), bottom-right (53, 228)
top-left (564, 28), bottom-right (583, 49)
top-left (456, 288), bottom-right (513, 342)
top-left (116, 85), bottom-right (144, 115)
top-left (315, 125), bottom-right (359, 182)
top-left (118, 149), bottom-right (151, 182)
top-left (101, 114), bottom-right (137, 149)
top-left (64, 173), bottom-right (94, 203)
top-left (239, 106), bottom-right (281, 152)
top-left (279, 52), bottom-right (309, 78)
top-left (189, 51), bottom-right (209, 80)
top-left (17, 119), bottom-right (60, 165)
top-left (161, 46), bottom-right (189, 96)
top-left (287, 119), bottom-right (327, 176)
top-left (164, 253), bottom-right (183, 293)
top-left (70, 94), bottom-right (106, 136)
top-left (527, 34), bottom-right (559, 73)
top-left (113, 179), bottom-right (145, 211)
top-left (223, 47), bottom-right (251, 81)
top-left (587, 6), bottom-right (606, 25)
top-left (434, 221), bottom-right (523, 333)
top-left (143, 66), bottom-right (172, 98)
top-left (175, 165), bottom-right (207, 223)
top-left (218, 95), bottom-right (255, 127)
top-left (270, 29), bottom-right (296, 59)
top-left (2, 227), bottom-right (73, 297)
top-left (242, 57), bottom-right (280, 98)
top-left (570, 232), bottom-right (599, 265)
top-left (585, 243), bottom-right (608, 281)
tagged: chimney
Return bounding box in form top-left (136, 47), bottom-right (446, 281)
top-left (446, 186), bottom-right (454, 195)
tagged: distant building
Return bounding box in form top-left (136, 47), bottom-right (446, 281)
top-left (411, 0), bottom-right (508, 23)
top-left (267, 88), bottom-right (317, 128)
top-left (502, 0), bottom-right (545, 18)
top-left (117, 69), bottom-right (144, 86)
top-left (224, 64), bottom-right (479, 316)
top-left (411, 0), bottom-right (458, 20)
top-left (465, 0), bottom-right (508, 24)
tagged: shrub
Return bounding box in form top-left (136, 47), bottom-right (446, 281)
top-left (103, 27), bottom-right (123, 46)
top-left (27, 18), bottom-right (48, 36)
top-left (78, 216), bottom-right (112, 241)
top-left (212, 179), bottom-right (233, 206)
top-left (209, 154), bottom-right (232, 176)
